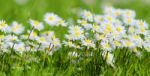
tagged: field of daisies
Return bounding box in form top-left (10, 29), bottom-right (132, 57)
top-left (0, 0), bottom-right (150, 76)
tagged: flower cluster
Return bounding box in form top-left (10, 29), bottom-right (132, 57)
top-left (0, 13), bottom-right (66, 55)
top-left (64, 6), bottom-right (150, 67)
top-left (0, 6), bottom-right (150, 68)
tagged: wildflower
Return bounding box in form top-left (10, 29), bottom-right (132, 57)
top-left (123, 18), bottom-right (135, 26)
top-left (82, 39), bottom-right (95, 48)
top-left (92, 24), bottom-right (101, 33)
top-left (122, 9), bottom-right (136, 18)
top-left (14, 42), bottom-right (25, 54)
top-left (63, 41), bottom-right (76, 48)
top-left (101, 41), bottom-right (112, 51)
top-left (80, 10), bottom-right (93, 22)
top-left (11, 21), bottom-right (24, 34)
top-left (4, 35), bottom-right (19, 42)
top-left (44, 13), bottom-right (59, 26)
top-left (113, 40), bottom-right (121, 47)
top-left (57, 18), bottom-right (67, 26)
top-left (128, 26), bottom-right (136, 34)
top-left (95, 33), bottom-right (105, 41)
top-left (129, 35), bottom-right (143, 47)
top-left (29, 19), bottom-right (44, 31)
top-left (67, 26), bottom-right (85, 40)
top-left (136, 27), bottom-right (147, 35)
top-left (77, 19), bottom-right (92, 30)
top-left (123, 40), bottom-right (135, 48)
top-left (113, 9), bottom-right (122, 17)
top-left (94, 15), bottom-right (103, 24)
top-left (103, 6), bottom-right (114, 15)
top-left (102, 22), bottom-right (115, 34)
top-left (29, 31), bottom-right (38, 40)
top-left (0, 20), bottom-right (9, 32)
top-left (114, 25), bottom-right (126, 35)
top-left (51, 38), bottom-right (61, 47)
top-left (103, 15), bottom-right (116, 23)
top-left (36, 36), bottom-right (48, 44)
top-left (135, 20), bottom-right (148, 29)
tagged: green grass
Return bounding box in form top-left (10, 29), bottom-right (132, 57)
top-left (0, 0), bottom-right (150, 76)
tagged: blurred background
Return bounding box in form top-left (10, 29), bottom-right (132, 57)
top-left (0, 0), bottom-right (150, 39)
top-left (0, 0), bottom-right (150, 23)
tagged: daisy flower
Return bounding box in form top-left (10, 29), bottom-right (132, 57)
top-left (101, 41), bottom-right (112, 51)
top-left (0, 20), bottom-right (9, 32)
top-left (44, 13), bottom-right (59, 26)
top-left (51, 38), bottom-right (61, 47)
top-left (29, 19), bottom-right (44, 31)
top-left (94, 15), bottom-right (103, 24)
top-left (67, 26), bottom-right (85, 40)
top-left (122, 9), bottom-right (136, 18)
top-left (77, 19), bottom-right (92, 30)
top-left (36, 36), bottom-right (48, 45)
top-left (82, 39), bottom-right (95, 48)
top-left (63, 41), bottom-right (76, 48)
top-left (29, 31), bottom-right (38, 40)
top-left (122, 39), bottom-right (135, 48)
top-left (135, 20), bottom-right (148, 29)
top-left (14, 42), bottom-right (25, 54)
top-left (123, 18), bottom-right (135, 26)
top-left (95, 33), bottom-right (105, 41)
top-left (10, 21), bottom-right (24, 34)
top-left (57, 18), bottom-right (67, 26)
top-left (80, 10), bottom-right (93, 22)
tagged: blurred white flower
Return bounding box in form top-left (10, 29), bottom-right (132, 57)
top-left (44, 13), bottom-right (59, 26)
top-left (10, 21), bottom-right (24, 34)
top-left (80, 10), bottom-right (93, 22)
top-left (66, 26), bottom-right (85, 40)
top-left (0, 20), bottom-right (9, 32)
top-left (29, 31), bottom-right (38, 40)
top-left (82, 39), bottom-right (95, 48)
top-left (14, 42), bottom-right (25, 54)
top-left (63, 41), bottom-right (76, 48)
top-left (44, 13), bottom-right (67, 26)
top-left (29, 19), bottom-right (44, 31)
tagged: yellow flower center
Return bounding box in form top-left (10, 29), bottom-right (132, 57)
top-left (104, 43), bottom-right (110, 49)
top-left (85, 39), bottom-right (91, 44)
top-left (49, 16), bottom-right (54, 21)
top-left (116, 27), bottom-right (122, 32)
top-left (114, 41), bottom-right (120, 46)
top-left (34, 21), bottom-right (40, 26)
top-left (139, 21), bottom-right (144, 26)
top-left (75, 31), bottom-right (81, 37)
top-left (125, 41), bottom-right (132, 47)
top-left (81, 20), bottom-right (87, 25)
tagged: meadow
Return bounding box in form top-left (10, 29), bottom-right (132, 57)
top-left (0, 0), bottom-right (150, 76)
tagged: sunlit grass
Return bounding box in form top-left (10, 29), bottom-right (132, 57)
top-left (0, 0), bottom-right (150, 76)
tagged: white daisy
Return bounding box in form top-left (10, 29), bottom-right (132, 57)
top-left (0, 20), bottom-right (9, 32)
top-left (44, 13), bottom-right (59, 26)
top-left (11, 21), bottom-right (24, 34)
top-left (29, 19), bottom-right (44, 31)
